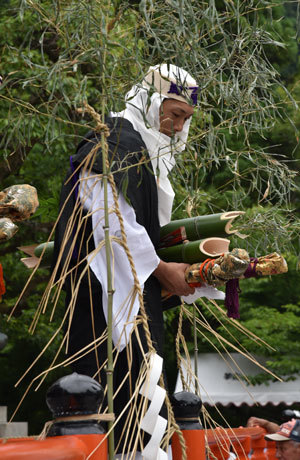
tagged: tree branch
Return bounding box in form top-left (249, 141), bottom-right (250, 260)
top-left (0, 141), bottom-right (37, 182)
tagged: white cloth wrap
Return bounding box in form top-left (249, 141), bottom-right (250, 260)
top-left (182, 284), bottom-right (225, 303)
top-left (79, 171), bottom-right (159, 351)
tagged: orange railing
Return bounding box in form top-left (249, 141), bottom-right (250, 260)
top-left (172, 425), bottom-right (277, 460)
top-left (207, 426), bottom-right (276, 460)
top-left (0, 373), bottom-right (277, 459)
top-left (0, 425), bottom-right (276, 459)
top-left (0, 433), bottom-right (107, 460)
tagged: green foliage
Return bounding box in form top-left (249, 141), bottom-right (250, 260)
top-left (185, 254), bottom-right (300, 385)
top-left (0, 298), bottom-right (67, 434)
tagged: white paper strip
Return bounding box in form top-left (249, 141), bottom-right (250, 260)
top-left (142, 415), bottom-right (167, 460)
top-left (157, 448), bottom-right (169, 460)
top-left (139, 353), bottom-right (163, 400)
top-left (139, 353), bottom-right (169, 460)
top-left (140, 385), bottom-right (166, 434)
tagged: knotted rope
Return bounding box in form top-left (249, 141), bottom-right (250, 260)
top-left (77, 103), bottom-right (187, 459)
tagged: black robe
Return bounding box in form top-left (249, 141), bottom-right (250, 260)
top-left (53, 117), bottom-right (166, 452)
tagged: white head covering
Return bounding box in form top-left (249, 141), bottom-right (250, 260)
top-left (112, 63), bottom-right (198, 226)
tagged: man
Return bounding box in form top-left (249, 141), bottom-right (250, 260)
top-left (264, 419), bottom-right (300, 460)
top-left (53, 64), bottom-right (199, 455)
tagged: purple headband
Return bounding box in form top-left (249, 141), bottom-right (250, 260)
top-left (167, 81), bottom-right (198, 106)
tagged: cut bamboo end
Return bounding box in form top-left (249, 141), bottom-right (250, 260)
top-left (200, 238), bottom-right (230, 257)
top-left (18, 245), bottom-right (38, 257)
top-left (220, 211), bottom-right (245, 235)
top-left (20, 256), bottom-right (40, 269)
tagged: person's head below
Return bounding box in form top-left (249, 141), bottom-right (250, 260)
top-left (120, 63), bottom-right (198, 146)
top-left (116, 63), bottom-right (198, 225)
top-left (142, 63), bottom-right (197, 138)
top-left (265, 419), bottom-right (300, 460)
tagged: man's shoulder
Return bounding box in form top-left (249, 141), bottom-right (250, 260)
top-left (71, 116), bottom-right (149, 174)
top-left (107, 116), bottom-right (146, 153)
top-left (75, 117), bottom-right (146, 156)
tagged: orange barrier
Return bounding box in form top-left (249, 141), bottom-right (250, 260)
top-left (0, 433), bottom-right (107, 460)
top-left (0, 426), bottom-right (277, 459)
top-left (172, 425), bottom-right (276, 459)
top-left (230, 433), bottom-right (251, 460)
top-left (251, 430), bottom-right (267, 460)
top-left (172, 428), bottom-right (206, 460)
top-left (206, 427), bottom-right (276, 460)
top-left (266, 440), bottom-right (277, 460)
top-left (207, 428), bottom-right (231, 460)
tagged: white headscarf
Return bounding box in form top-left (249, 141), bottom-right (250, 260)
top-left (112, 64), bottom-right (198, 226)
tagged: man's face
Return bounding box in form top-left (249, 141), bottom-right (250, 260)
top-left (276, 440), bottom-right (300, 460)
top-left (159, 98), bottom-right (194, 137)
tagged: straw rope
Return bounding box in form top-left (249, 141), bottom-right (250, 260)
top-left (109, 176), bottom-right (156, 354)
top-left (176, 303), bottom-right (187, 391)
top-left (37, 413), bottom-right (115, 440)
top-left (79, 101), bottom-right (156, 354)
top-left (80, 102), bottom-right (187, 458)
top-left (109, 159), bottom-right (187, 459)
top-left (77, 102), bottom-right (110, 138)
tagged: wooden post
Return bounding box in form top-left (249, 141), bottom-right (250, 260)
top-left (171, 391), bottom-right (205, 460)
top-left (0, 373), bottom-right (108, 459)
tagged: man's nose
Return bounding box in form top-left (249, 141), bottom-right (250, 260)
top-left (174, 118), bottom-right (184, 133)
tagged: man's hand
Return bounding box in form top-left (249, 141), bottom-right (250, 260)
top-left (246, 416), bottom-right (279, 433)
top-left (153, 260), bottom-right (195, 297)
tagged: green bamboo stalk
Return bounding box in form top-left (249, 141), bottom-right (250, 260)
top-left (102, 130), bottom-right (115, 460)
top-left (157, 237), bottom-right (230, 264)
top-left (100, 48), bottom-right (115, 460)
top-left (160, 211), bottom-right (244, 242)
top-left (34, 241), bottom-right (54, 267)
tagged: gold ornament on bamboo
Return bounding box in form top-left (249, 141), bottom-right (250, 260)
top-left (0, 217), bottom-right (18, 242)
top-left (0, 184), bottom-right (39, 221)
top-left (185, 248), bottom-right (250, 287)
